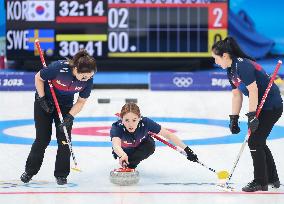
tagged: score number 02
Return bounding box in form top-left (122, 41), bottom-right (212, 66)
top-left (108, 8), bottom-right (129, 52)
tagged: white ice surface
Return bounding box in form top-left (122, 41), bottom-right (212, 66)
top-left (0, 90), bottom-right (283, 204)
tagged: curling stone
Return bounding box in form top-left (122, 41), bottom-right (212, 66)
top-left (110, 167), bottom-right (139, 186)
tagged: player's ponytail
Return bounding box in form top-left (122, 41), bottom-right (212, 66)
top-left (68, 49), bottom-right (97, 73)
top-left (225, 37), bottom-right (255, 61)
top-left (212, 36), bottom-right (255, 61)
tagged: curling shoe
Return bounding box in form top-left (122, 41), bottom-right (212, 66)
top-left (20, 172), bottom-right (33, 183)
top-left (269, 180), bottom-right (280, 188)
top-left (56, 177), bottom-right (67, 185)
top-left (242, 180), bottom-right (268, 192)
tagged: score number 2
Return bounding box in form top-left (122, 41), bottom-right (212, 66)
top-left (213, 8), bottom-right (223, 27)
top-left (209, 4), bottom-right (227, 29)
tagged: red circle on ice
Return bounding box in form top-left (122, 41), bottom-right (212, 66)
top-left (72, 126), bottom-right (176, 137)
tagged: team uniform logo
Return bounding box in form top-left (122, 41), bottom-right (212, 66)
top-left (56, 80), bottom-right (67, 87)
top-left (75, 86), bottom-right (83, 91)
top-left (232, 76), bottom-right (242, 87)
top-left (60, 67), bottom-right (69, 73)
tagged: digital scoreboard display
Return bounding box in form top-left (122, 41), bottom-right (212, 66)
top-left (6, 0), bottom-right (227, 61)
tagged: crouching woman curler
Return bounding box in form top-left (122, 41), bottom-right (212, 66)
top-left (110, 102), bottom-right (198, 169)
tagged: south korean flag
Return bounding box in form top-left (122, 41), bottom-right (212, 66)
top-left (27, 0), bottom-right (55, 21)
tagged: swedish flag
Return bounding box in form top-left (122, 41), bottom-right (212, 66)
top-left (27, 29), bottom-right (54, 55)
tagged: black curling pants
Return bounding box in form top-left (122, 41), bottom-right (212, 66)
top-left (113, 137), bottom-right (156, 169)
top-left (127, 137), bottom-right (156, 169)
top-left (25, 100), bottom-right (72, 178)
top-left (248, 105), bottom-right (283, 186)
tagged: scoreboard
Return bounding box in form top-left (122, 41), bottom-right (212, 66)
top-left (6, 0), bottom-right (228, 62)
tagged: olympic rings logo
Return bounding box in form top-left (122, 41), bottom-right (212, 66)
top-left (172, 77), bottom-right (193, 87)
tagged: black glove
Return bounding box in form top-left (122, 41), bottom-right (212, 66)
top-left (184, 146), bottom-right (198, 162)
top-left (245, 111), bottom-right (259, 133)
top-left (58, 113), bottom-right (74, 132)
top-left (36, 95), bottom-right (54, 114)
top-left (229, 115), bottom-right (240, 134)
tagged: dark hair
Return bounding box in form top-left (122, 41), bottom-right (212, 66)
top-left (120, 103), bottom-right (141, 118)
top-left (212, 36), bottom-right (255, 61)
top-left (68, 49), bottom-right (97, 73)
